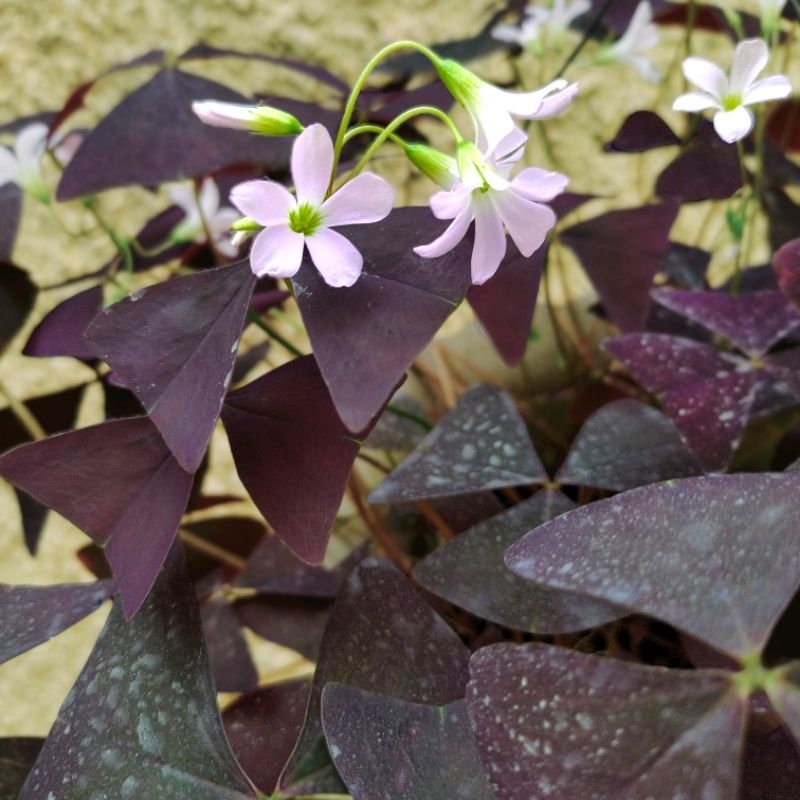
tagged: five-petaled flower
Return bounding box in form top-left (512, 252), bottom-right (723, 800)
top-left (434, 59), bottom-right (578, 153)
top-left (492, 0), bottom-right (591, 55)
top-left (229, 123), bottom-right (394, 287)
top-left (593, 1), bottom-right (661, 81)
top-left (168, 178), bottom-right (240, 258)
top-left (672, 38), bottom-right (792, 143)
top-left (0, 122), bottom-right (51, 203)
top-left (414, 128), bottom-right (568, 285)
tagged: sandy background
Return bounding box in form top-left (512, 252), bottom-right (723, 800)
top-left (0, 0), bottom-right (781, 738)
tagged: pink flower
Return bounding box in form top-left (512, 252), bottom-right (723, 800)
top-left (414, 129), bottom-right (567, 284)
top-left (230, 124), bottom-right (394, 287)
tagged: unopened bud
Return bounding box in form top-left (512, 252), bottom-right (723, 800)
top-left (192, 100), bottom-right (304, 136)
top-left (404, 143), bottom-right (458, 189)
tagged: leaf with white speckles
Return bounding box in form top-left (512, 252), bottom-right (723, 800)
top-left (413, 491), bottom-right (623, 633)
top-left (507, 473), bottom-right (800, 658)
top-left (321, 685), bottom-right (496, 800)
top-left (369, 384), bottom-right (547, 504)
top-left (279, 557), bottom-right (470, 796)
top-left (555, 400), bottom-right (702, 490)
top-left (85, 262), bottom-right (256, 473)
top-left (0, 581), bottom-right (112, 665)
top-left (467, 642), bottom-right (744, 800)
top-left (17, 544), bottom-right (256, 800)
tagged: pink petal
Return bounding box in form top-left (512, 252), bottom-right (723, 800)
top-left (249, 226), bottom-right (305, 278)
top-left (230, 180), bottom-right (295, 226)
top-left (292, 123), bottom-right (333, 205)
top-left (730, 39), bottom-right (768, 94)
top-left (305, 227), bottom-right (364, 287)
top-left (528, 81), bottom-right (579, 120)
top-left (493, 189), bottom-right (555, 257)
top-left (510, 167), bottom-right (568, 203)
top-left (321, 172), bottom-right (394, 227)
top-left (499, 79), bottom-right (566, 117)
top-left (744, 74), bottom-right (792, 105)
top-left (672, 91), bottom-right (720, 113)
top-left (15, 122), bottom-right (49, 165)
top-left (429, 184), bottom-right (472, 220)
top-left (713, 106), bottom-right (754, 143)
top-left (413, 205), bottom-right (473, 259)
top-left (471, 194), bottom-right (507, 284)
top-left (682, 57), bottom-right (727, 99)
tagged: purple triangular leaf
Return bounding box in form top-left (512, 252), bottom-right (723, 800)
top-left (413, 490), bottom-right (624, 632)
top-left (321, 686), bottom-right (495, 800)
top-left (467, 642), bottom-right (743, 800)
top-left (0, 737), bottom-right (43, 799)
top-left (0, 184), bottom-right (22, 260)
top-left (606, 110), bottom-right (680, 152)
top-left (222, 679), bottom-right (311, 796)
top-left (14, 488), bottom-right (48, 555)
top-left (506, 473), bottom-right (800, 658)
top-left (0, 263), bottom-right (36, 351)
top-left (222, 355), bottom-right (381, 564)
top-left (0, 416), bottom-right (193, 618)
top-left (18, 544), bottom-right (256, 800)
top-left (292, 207), bottom-right (472, 432)
top-left (555, 399), bottom-right (703, 490)
top-left (660, 242), bottom-right (711, 289)
top-left (279, 557), bottom-right (470, 796)
top-left (651, 288), bottom-right (800, 357)
top-left (766, 663), bottom-right (800, 750)
top-left (657, 120), bottom-right (743, 202)
top-left (200, 597), bottom-right (258, 693)
top-left (773, 236), bottom-right (800, 310)
top-left (0, 580), bottom-right (112, 665)
top-left (468, 241), bottom-right (546, 365)
top-left (86, 262), bottom-right (256, 472)
top-left (369, 383), bottom-right (548, 504)
top-left (23, 285), bottom-right (102, 359)
top-left (57, 69), bottom-right (296, 199)
top-left (561, 204), bottom-right (678, 331)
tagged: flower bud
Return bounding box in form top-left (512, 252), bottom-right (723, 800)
top-left (404, 143), bottom-right (458, 189)
top-left (192, 101), bottom-right (304, 136)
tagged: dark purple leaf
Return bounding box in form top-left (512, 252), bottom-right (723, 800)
top-left (659, 242), bottom-right (710, 289)
top-left (222, 355), bottom-right (382, 564)
top-left (57, 69), bottom-right (297, 199)
top-left (222, 679), bottom-right (311, 796)
top-left (23, 285), bottom-right (102, 359)
top-left (201, 597), bottom-right (258, 693)
top-left (86, 262), bottom-right (256, 472)
top-left (0, 263), bottom-right (36, 350)
top-left (279, 557), bottom-right (470, 796)
top-left (322, 686), bottom-right (495, 800)
top-left (18, 544), bottom-right (256, 800)
top-left (651, 288), bottom-right (800, 357)
top-left (561, 204), bottom-right (678, 331)
top-left (414, 490), bottom-right (623, 632)
top-left (0, 738), bottom-right (42, 800)
top-left (507, 473), bottom-right (800, 658)
top-left (767, 662), bottom-right (800, 749)
top-left (468, 642), bottom-right (742, 800)
top-left (14, 489), bottom-right (48, 555)
top-left (773, 236), bottom-right (800, 309)
top-left (181, 516), bottom-right (264, 581)
top-left (362, 80), bottom-right (454, 126)
top-left (0, 384), bottom-right (85, 452)
top-left (605, 110), bottom-right (680, 152)
top-left (0, 416), bottom-right (193, 618)
top-left (551, 191), bottom-right (595, 219)
top-left (468, 242), bottom-right (546, 366)
top-left (370, 383), bottom-right (548, 504)
top-left (657, 121), bottom-right (743, 202)
top-left (555, 399), bottom-right (703, 490)
top-left (0, 580), bottom-right (112, 665)
top-left (292, 207), bottom-right (472, 432)
top-left (767, 98), bottom-right (800, 153)
top-left (0, 185), bottom-right (22, 261)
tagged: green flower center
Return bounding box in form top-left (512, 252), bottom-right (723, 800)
top-left (721, 93), bottom-right (742, 112)
top-left (288, 201), bottom-right (324, 235)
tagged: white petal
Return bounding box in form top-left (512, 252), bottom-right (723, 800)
top-left (527, 81), bottom-right (579, 119)
top-left (292, 123), bottom-right (333, 205)
top-left (413, 206), bottom-right (473, 259)
top-left (230, 180), bottom-right (295, 226)
top-left (429, 184), bottom-right (472, 220)
top-left (493, 190), bottom-right (555, 256)
top-left (499, 79), bottom-right (567, 117)
top-left (713, 106), bottom-right (754, 143)
top-left (191, 100), bottom-right (254, 129)
top-left (471, 194), bottom-right (507, 284)
top-left (305, 227), bottom-right (364, 287)
top-left (0, 146), bottom-right (20, 182)
top-left (682, 57), bottom-right (727, 98)
top-left (15, 122), bottom-right (49, 165)
top-left (249, 226), bottom-right (305, 278)
top-left (743, 74), bottom-right (792, 105)
top-left (672, 92), bottom-right (721, 112)
top-left (198, 178), bottom-right (221, 217)
top-left (321, 172), bottom-right (394, 227)
top-left (730, 39), bottom-right (768, 94)
top-left (510, 167), bottom-right (568, 203)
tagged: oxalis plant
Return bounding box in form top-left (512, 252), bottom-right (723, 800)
top-left (3, 1), bottom-right (800, 798)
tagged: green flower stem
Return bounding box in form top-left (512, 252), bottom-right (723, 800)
top-left (329, 40), bottom-right (442, 193)
top-left (346, 105), bottom-right (462, 180)
top-left (0, 374), bottom-right (46, 440)
top-left (247, 308), bottom-right (306, 357)
top-left (551, 0), bottom-right (614, 79)
top-left (384, 402), bottom-right (432, 432)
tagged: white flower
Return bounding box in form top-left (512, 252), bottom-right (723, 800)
top-left (435, 58), bottom-right (578, 153)
top-left (0, 122), bottom-right (50, 202)
top-left (760, 0), bottom-right (787, 38)
top-left (594, 1), bottom-right (661, 81)
top-left (493, 0), bottom-right (591, 54)
top-left (169, 178), bottom-right (240, 258)
top-left (672, 38), bottom-right (792, 143)
top-left (192, 100), bottom-right (303, 136)
top-left (414, 128), bottom-right (567, 285)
